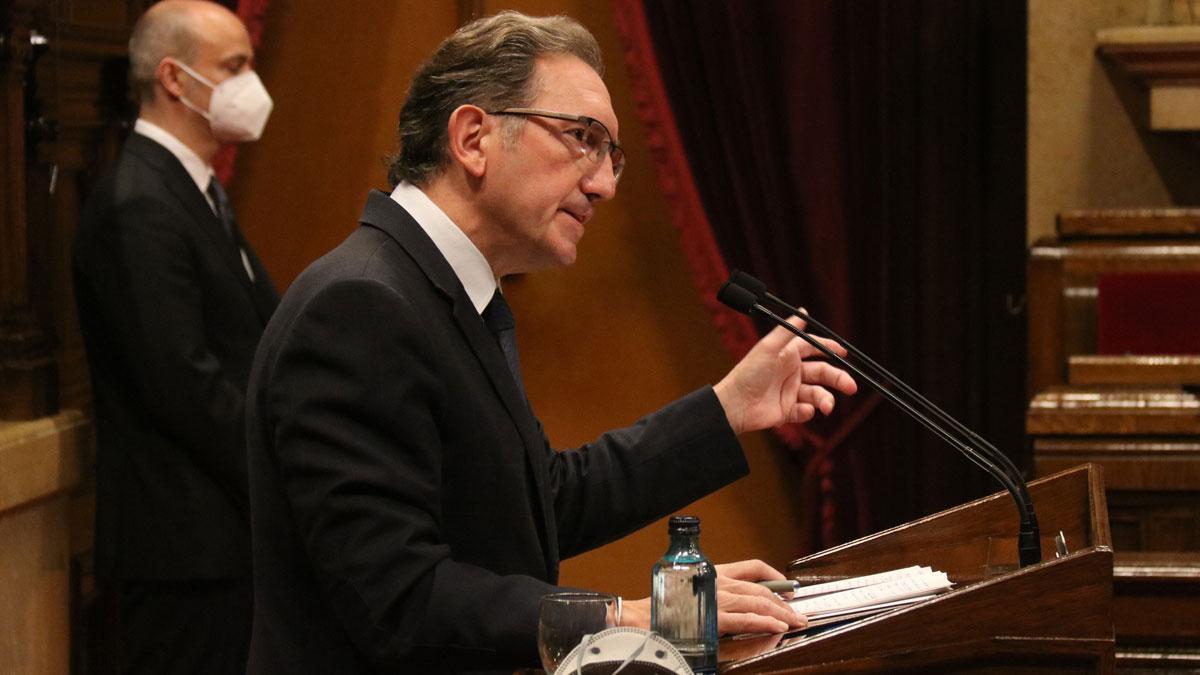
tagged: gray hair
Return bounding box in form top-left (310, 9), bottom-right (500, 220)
top-left (128, 5), bottom-right (199, 103)
top-left (387, 11), bottom-right (603, 187)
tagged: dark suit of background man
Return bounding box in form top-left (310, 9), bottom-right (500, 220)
top-left (246, 10), bottom-right (857, 674)
top-left (73, 1), bottom-right (277, 672)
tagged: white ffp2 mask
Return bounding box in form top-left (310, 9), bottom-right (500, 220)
top-left (173, 59), bottom-right (273, 142)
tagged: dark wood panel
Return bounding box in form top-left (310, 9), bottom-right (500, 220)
top-left (1113, 551), bottom-right (1200, 644)
top-left (1034, 437), bottom-right (1200, 491)
top-left (1107, 492), bottom-right (1200, 551)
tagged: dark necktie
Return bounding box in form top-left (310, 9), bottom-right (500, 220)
top-left (206, 177), bottom-right (257, 282)
top-left (482, 289), bottom-right (526, 400)
top-left (205, 177), bottom-right (236, 242)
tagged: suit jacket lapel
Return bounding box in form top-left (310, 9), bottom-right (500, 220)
top-left (357, 191), bottom-right (559, 573)
top-left (126, 134), bottom-right (274, 324)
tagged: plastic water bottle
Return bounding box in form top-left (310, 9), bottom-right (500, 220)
top-left (651, 515), bottom-right (718, 673)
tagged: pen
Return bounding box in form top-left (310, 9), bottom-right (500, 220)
top-left (756, 579), bottom-right (800, 594)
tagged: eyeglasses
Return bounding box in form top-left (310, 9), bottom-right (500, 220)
top-left (488, 107), bottom-right (625, 181)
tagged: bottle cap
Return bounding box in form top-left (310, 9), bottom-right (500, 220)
top-left (667, 515), bottom-right (700, 535)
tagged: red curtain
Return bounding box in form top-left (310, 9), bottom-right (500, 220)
top-left (612, 0), bottom-right (877, 552)
top-left (212, 0), bottom-right (272, 183)
top-left (613, 0), bottom-right (1028, 551)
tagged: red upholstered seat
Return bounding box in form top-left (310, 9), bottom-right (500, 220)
top-left (1097, 272), bottom-right (1200, 355)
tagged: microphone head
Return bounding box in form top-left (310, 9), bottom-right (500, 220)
top-left (729, 269), bottom-right (767, 298)
top-left (717, 281), bottom-right (759, 315)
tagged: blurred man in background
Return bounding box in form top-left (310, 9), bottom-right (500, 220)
top-left (73, 1), bottom-right (277, 671)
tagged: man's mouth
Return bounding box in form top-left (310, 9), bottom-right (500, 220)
top-left (561, 207), bottom-right (590, 225)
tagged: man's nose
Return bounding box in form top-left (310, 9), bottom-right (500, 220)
top-left (581, 154), bottom-right (618, 201)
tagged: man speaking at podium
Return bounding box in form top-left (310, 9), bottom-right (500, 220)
top-left (245, 11), bottom-right (856, 673)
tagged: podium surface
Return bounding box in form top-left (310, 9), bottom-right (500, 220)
top-left (720, 464), bottom-right (1114, 673)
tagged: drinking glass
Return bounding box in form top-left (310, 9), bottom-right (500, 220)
top-left (537, 592), bottom-right (619, 673)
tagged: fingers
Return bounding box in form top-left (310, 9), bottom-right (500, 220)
top-left (778, 361), bottom-right (855, 421)
top-left (762, 316), bottom-right (850, 364)
top-left (786, 365), bottom-right (855, 419)
top-left (797, 334), bottom-right (848, 360)
top-left (718, 610), bottom-right (791, 636)
top-left (759, 316), bottom-right (809, 353)
top-left (715, 587), bottom-right (806, 635)
top-left (801, 362), bottom-right (858, 396)
top-left (716, 559), bottom-right (786, 582)
top-left (786, 402), bottom-right (817, 424)
top-left (779, 367), bottom-right (804, 416)
top-left (712, 560), bottom-right (806, 635)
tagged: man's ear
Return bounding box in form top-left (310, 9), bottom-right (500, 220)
top-left (155, 58), bottom-right (187, 101)
top-left (446, 105), bottom-right (492, 178)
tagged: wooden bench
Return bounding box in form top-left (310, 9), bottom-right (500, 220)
top-left (1027, 209), bottom-right (1200, 671)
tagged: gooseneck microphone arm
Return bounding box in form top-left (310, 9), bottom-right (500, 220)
top-left (729, 270), bottom-right (1032, 506)
top-left (718, 279), bottom-right (1041, 568)
top-left (728, 271), bottom-right (1039, 557)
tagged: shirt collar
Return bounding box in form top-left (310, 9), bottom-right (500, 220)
top-left (133, 118), bottom-right (214, 196)
top-left (389, 182), bottom-right (497, 315)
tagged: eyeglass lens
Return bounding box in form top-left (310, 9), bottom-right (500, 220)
top-left (583, 121), bottom-right (624, 179)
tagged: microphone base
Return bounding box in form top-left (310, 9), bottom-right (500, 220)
top-left (1018, 527), bottom-right (1042, 568)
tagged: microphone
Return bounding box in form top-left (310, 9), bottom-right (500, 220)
top-left (730, 270), bottom-right (1033, 505)
top-left (717, 276), bottom-right (1041, 568)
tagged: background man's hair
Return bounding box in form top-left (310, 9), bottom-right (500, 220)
top-left (387, 11), bottom-right (603, 187)
top-left (128, 5), bottom-right (200, 103)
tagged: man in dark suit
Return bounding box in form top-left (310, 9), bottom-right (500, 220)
top-left (246, 11), bottom-right (856, 674)
top-left (73, 1), bottom-right (277, 672)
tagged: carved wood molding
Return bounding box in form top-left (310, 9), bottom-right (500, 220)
top-left (1114, 551), bottom-right (1200, 580)
top-left (1069, 354), bottom-right (1200, 385)
top-left (1058, 207), bottom-right (1200, 237)
top-left (1027, 386), bottom-right (1200, 435)
top-left (1096, 25), bottom-right (1200, 82)
top-left (1097, 26), bottom-right (1200, 131)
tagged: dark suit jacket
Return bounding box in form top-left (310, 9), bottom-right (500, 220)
top-left (74, 132), bottom-right (279, 580)
top-left (245, 191), bottom-right (749, 673)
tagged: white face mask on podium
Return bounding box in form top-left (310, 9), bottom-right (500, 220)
top-left (172, 59), bottom-right (274, 142)
top-left (556, 627), bottom-right (692, 674)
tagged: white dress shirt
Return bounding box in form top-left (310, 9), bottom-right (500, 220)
top-left (134, 118), bottom-right (217, 212)
top-left (389, 181), bottom-right (497, 315)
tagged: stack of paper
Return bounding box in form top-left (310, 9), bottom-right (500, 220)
top-left (788, 565), bottom-right (953, 627)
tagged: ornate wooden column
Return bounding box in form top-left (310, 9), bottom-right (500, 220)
top-left (1, 2), bottom-right (140, 670)
top-left (0, 0), bottom-right (56, 420)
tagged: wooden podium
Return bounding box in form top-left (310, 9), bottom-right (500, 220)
top-left (719, 464), bottom-right (1114, 673)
